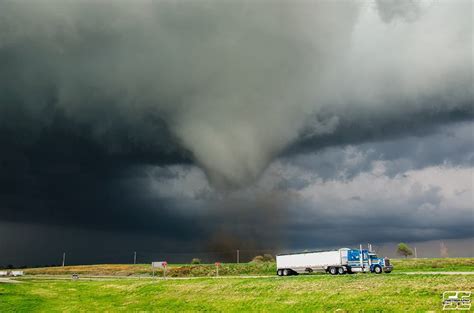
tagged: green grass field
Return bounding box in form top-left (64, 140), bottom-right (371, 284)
top-left (1, 258), bottom-right (472, 312)
top-left (1, 274), bottom-right (473, 312)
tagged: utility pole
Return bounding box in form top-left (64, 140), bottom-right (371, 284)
top-left (237, 249), bottom-right (240, 264)
top-left (134, 251), bottom-right (137, 265)
top-left (414, 247), bottom-right (417, 258)
top-left (62, 252), bottom-right (66, 267)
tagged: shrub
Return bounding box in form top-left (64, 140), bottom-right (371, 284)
top-left (262, 254), bottom-right (275, 262)
top-left (396, 243), bottom-right (413, 258)
top-left (251, 254), bottom-right (275, 263)
top-left (251, 255), bottom-right (265, 263)
top-left (191, 258), bottom-right (201, 264)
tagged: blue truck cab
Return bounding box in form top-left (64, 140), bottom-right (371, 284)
top-left (347, 249), bottom-right (393, 273)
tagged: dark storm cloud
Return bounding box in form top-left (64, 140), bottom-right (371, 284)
top-left (141, 120), bottom-right (473, 253)
top-left (284, 121), bottom-right (474, 183)
top-left (288, 108), bottom-right (473, 157)
top-left (284, 175), bottom-right (473, 250)
top-left (0, 105), bottom-right (194, 234)
top-left (0, 0), bottom-right (358, 187)
top-left (0, 0), bottom-right (471, 187)
top-left (0, 1), bottom-right (472, 265)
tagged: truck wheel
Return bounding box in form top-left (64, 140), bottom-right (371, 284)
top-left (337, 267), bottom-right (345, 275)
top-left (329, 267), bottom-right (338, 275)
top-left (277, 269), bottom-right (283, 276)
top-left (374, 265), bottom-right (382, 274)
top-left (283, 269), bottom-right (290, 276)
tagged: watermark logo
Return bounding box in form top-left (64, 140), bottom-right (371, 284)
top-left (443, 291), bottom-right (471, 310)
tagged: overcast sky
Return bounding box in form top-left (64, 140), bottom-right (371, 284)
top-left (0, 0), bottom-right (472, 266)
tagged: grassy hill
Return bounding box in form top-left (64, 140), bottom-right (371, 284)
top-left (2, 258), bottom-right (472, 311)
top-left (22, 262), bottom-right (276, 277)
top-left (19, 258), bottom-right (474, 277)
top-left (391, 257), bottom-right (474, 272)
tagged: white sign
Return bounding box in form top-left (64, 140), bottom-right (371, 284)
top-left (10, 271), bottom-right (24, 277)
top-left (152, 261), bottom-right (167, 268)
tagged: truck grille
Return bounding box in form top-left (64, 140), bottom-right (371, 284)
top-left (384, 258), bottom-right (391, 266)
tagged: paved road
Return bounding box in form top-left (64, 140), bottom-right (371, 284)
top-left (0, 278), bottom-right (21, 283)
top-left (14, 274), bottom-right (277, 281)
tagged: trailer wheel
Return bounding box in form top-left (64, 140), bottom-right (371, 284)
top-left (337, 267), bottom-right (345, 275)
top-left (329, 267), bottom-right (338, 275)
top-left (373, 265), bottom-right (382, 274)
top-left (283, 269), bottom-right (290, 276)
top-left (277, 269), bottom-right (283, 276)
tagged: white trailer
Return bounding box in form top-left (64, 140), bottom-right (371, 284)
top-left (276, 247), bottom-right (393, 276)
top-left (277, 248), bottom-right (349, 276)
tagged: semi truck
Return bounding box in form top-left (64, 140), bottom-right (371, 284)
top-left (276, 246), bottom-right (392, 276)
